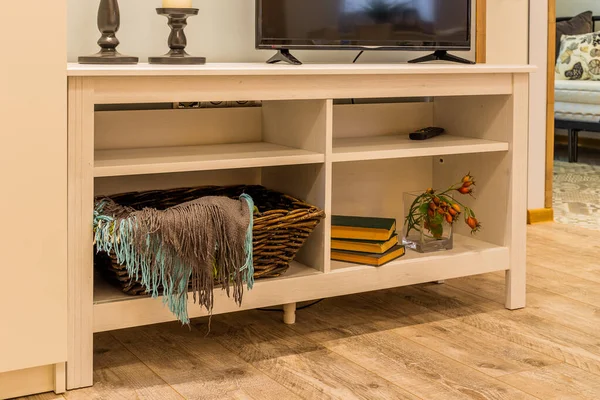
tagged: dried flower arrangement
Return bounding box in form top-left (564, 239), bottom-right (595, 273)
top-left (404, 173), bottom-right (482, 242)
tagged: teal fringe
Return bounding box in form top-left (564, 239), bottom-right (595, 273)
top-left (93, 195), bottom-right (255, 324)
top-left (240, 193), bottom-right (255, 290)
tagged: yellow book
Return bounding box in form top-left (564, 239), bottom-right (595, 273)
top-left (331, 234), bottom-right (398, 254)
top-left (331, 245), bottom-right (406, 267)
top-left (331, 215), bottom-right (396, 241)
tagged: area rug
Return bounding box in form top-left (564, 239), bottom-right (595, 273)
top-left (554, 161), bottom-right (600, 230)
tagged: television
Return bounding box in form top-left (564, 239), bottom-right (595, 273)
top-left (256, 0), bottom-right (472, 64)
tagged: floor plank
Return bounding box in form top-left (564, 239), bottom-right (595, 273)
top-left (111, 321), bottom-right (300, 400)
top-left (447, 272), bottom-right (600, 340)
top-left (64, 332), bottom-right (182, 400)
top-left (396, 318), bottom-right (560, 377)
top-left (322, 329), bottom-right (536, 400)
top-left (199, 311), bottom-right (420, 400)
top-left (499, 363), bottom-right (600, 399)
top-left (398, 283), bottom-right (600, 376)
top-left (526, 264), bottom-right (600, 307)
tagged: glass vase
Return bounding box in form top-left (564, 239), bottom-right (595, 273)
top-left (402, 191), bottom-right (453, 253)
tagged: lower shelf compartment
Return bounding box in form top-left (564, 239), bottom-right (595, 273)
top-left (93, 234), bottom-right (508, 333)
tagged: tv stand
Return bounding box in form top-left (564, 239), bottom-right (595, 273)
top-left (266, 49), bottom-right (302, 65)
top-left (408, 50), bottom-right (474, 65)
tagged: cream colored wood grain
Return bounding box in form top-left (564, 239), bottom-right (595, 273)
top-left (333, 102), bottom-right (433, 139)
top-left (95, 142), bottom-right (324, 177)
top-left (67, 78), bottom-right (95, 390)
top-left (333, 135), bottom-right (508, 163)
top-left (93, 235), bottom-right (508, 332)
top-left (68, 67), bottom-right (532, 389)
top-left (95, 107), bottom-right (262, 150)
top-left (67, 63), bottom-right (536, 77)
top-left (88, 74), bottom-right (514, 104)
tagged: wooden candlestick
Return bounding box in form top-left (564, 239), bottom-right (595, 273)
top-left (79, 0), bottom-right (138, 64)
top-left (149, 8), bottom-right (206, 65)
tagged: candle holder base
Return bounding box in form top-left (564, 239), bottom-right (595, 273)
top-left (149, 54), bottom-right (206, 65)
top-left (79, 50), bottom-right (139, 65)
top-left (150, 8), bottom-right (206, 65)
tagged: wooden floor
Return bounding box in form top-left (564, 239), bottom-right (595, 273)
top-left (22, 223), bottom-right (600, 400)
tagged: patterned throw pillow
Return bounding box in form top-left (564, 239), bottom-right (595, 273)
top-left (556, 32), bottom-right (600, 81)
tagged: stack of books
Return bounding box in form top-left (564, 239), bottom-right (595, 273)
top-left (330, 215), bottom-right (406, 266)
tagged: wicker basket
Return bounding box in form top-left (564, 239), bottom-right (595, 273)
top-left (95, 185), bottom-right (325, 295)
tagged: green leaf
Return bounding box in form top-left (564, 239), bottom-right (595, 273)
top-left (430, 223), bottom-right (443, 239)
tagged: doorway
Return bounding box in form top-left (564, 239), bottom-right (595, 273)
top-left (548, 1), bottom-right (600, 229)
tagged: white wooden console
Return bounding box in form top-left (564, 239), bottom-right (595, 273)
top-left (67, 63), bottom-right (533, 389)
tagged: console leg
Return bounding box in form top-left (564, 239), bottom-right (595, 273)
top-left (436, 280), bottom-right (445, 284)
top-left (266, 49), bottom-right (302, 65)
top-left (408, 50), bottom-right (474, 64)
top-left (283, 303), bottom-right (297, 325)
top-left (568, 129), bottom-right (579, 163)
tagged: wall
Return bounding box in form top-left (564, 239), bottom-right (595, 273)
top-left (556, 0), bottom-right (600, 17)
top-left (486, 0), bottom-right (529, 64)
top-left (528, 0), bottom-right (548, 210)
top-left (68, 0), bottom-right (475, 63)
top-left (0, 0), bottom-right (67, 383)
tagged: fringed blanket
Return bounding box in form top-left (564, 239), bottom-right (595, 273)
top-left (93, 194), bottom-right (255, 324)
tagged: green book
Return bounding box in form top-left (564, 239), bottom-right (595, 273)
top-left (331, 215), bottom-right (396, 241)
top-left (331, 234), bottom-right (398, 254)
top-left (331, 244), bottom-right (406, 267)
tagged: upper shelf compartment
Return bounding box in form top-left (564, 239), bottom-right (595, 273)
top-left (94, 100), bottom-right (329, 178)
top-left (332, 98), bottom-right (511, 162)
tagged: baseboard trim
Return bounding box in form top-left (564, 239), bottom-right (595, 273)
top-left (0, 364), bottom-right (55, 399)
top-left (527, 208), bottom-right (554, 224)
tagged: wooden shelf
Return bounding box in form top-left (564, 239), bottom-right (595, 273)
top-left (93, 261), bottom-right (322, 332)
top-left (332, 134), bottom-right (509, 163)
top-left (93, 235), bottom-right (507, 333)
top-left (331, 234), bottom-right (506, 273)
top-left (94, 142), bottom-right (325, 177)
top-left (67, 62), bottom-right (536, 77)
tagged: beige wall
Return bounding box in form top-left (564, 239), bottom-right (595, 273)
top-left (486, 0), bottom-right (529, 64)
top-left (556, 0), bottom-right (600, 17)
top-left (0, 0), bottom-right (67, 377)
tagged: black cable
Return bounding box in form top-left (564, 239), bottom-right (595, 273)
top-left (353, 50), bottom-right (364, 64)
top-left (351, 51), bottom-right (364, 104)
top-left (257, 299), bottom-right (324, 312)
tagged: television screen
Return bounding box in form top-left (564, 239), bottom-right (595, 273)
top-left (256, 0), bottom-right (471, 50)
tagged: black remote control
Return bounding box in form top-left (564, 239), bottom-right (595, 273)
top-left (409, 127), bottom-right (445, 140)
